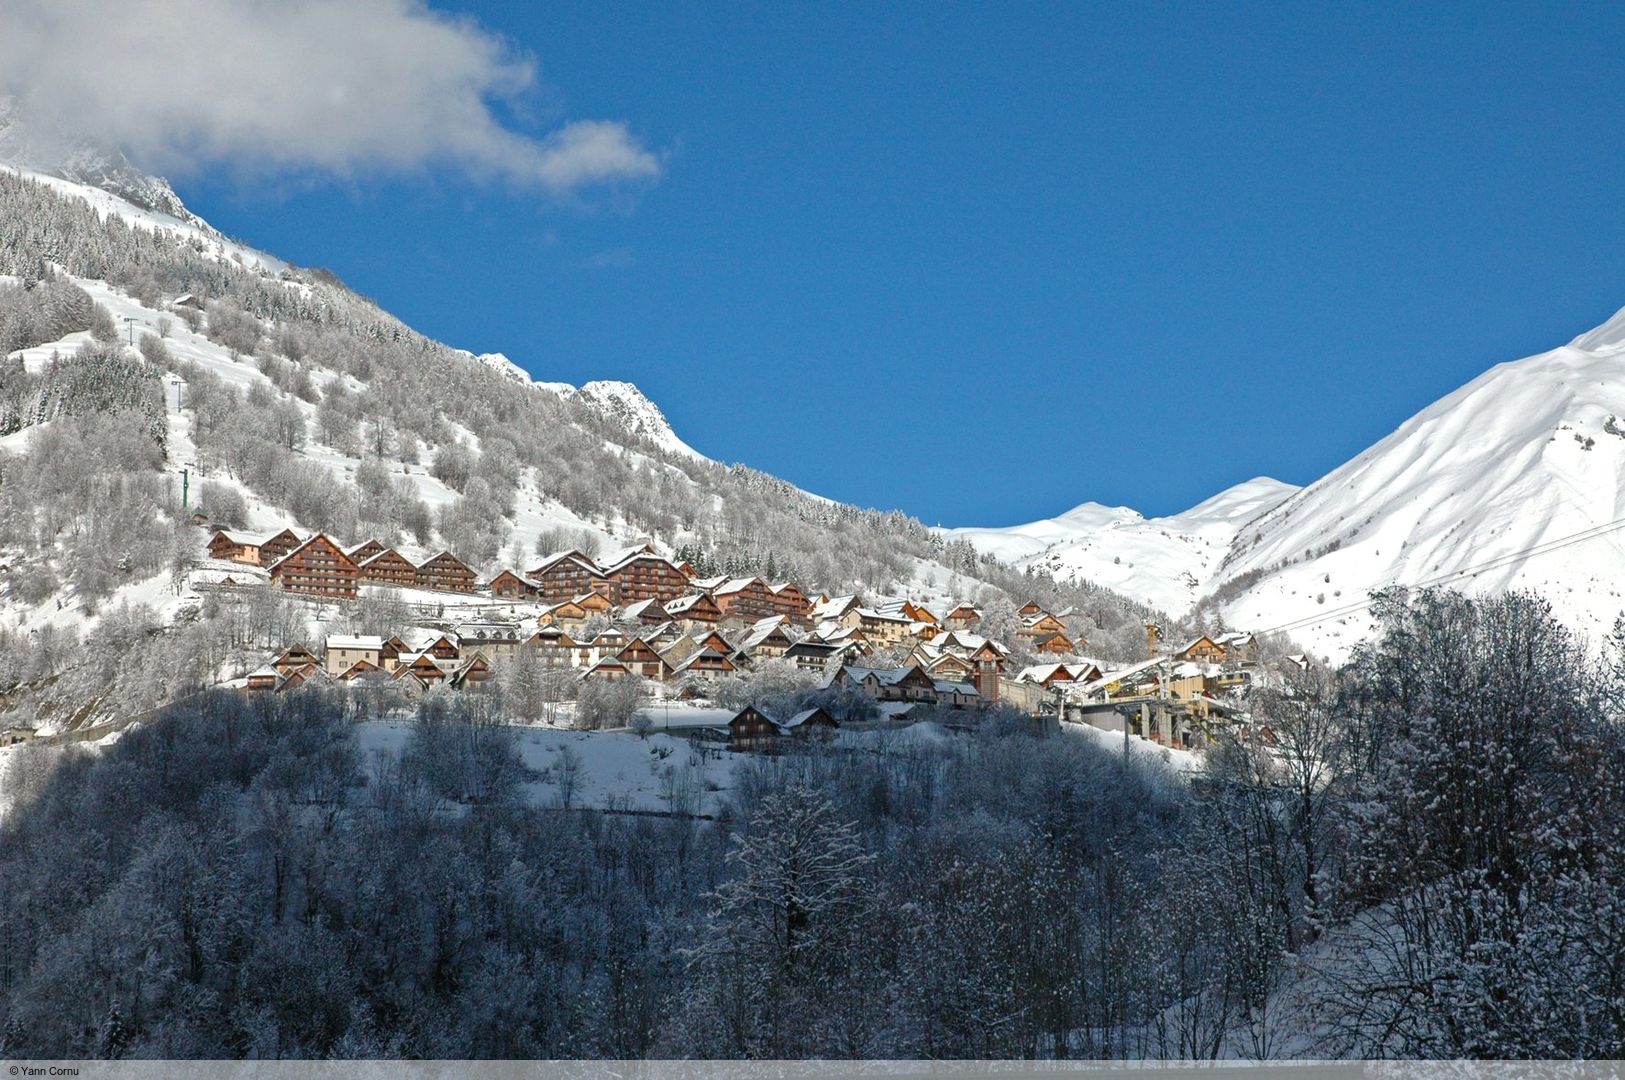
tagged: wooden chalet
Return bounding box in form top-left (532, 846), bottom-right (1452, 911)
top-left (268, 535), bottom-right (359, 600)
top-left (728, 706), bottom-right (782, 752)
top-left (278, 663), bottom-right (330, 692)
top-left (396, 652), bottom-right (448, 687)
top-left (767, 581), bottom-right (812, 623)
top-left (538, 599), bottom-right (590, 627)
top-left (734, 617), bottom-right (797, 664)
top-left (780, 706), bottom-right (839, 737)
top-left (1174, 636), bottom-right (1228, 663)
top-left (337, 659), bottom-right (385, 682)
top-left (245, 666), bottom-right (281, 692)
top-left (783, 639), bottom-right (842, 674)
top-left (357, 548), bottom-right (419, 588)
top-left (380, 635), bottom-right (408, 670)
top-left (1020, 612), bottom-right (1068, 640)
top-left (582, 656), bottom-right (633, 681)
top-left (621, 598), bottom-right (671, 625)
top-left (449, 652), bottom-right (495, 688)
top-left (670, 647), bottom-right (736, 679)
top-left (925, 652), bottom-right (976, 681)
top-left (207, 529), bottom-right (268, 564)
top-left (903, 601), bottom-right (939, 626)
top-left (249, 528), bottom-right (301, 566)
top-left (417, 551), bottom-right (477, 593)
top-left (1017, 601), bottom-right (1047, 619)
top-left (1033, 631), bottom-right (1076, 656)
top-left (826, 663), bottom-right (939, 704)
top-left (602, 550), bottom-right (690, 605)
top-left (708, 577), bottom-right (777, 621)
top-left (616, 638), bottom-right (674, 681)
top-left (945, 603), bottom-right (983, 630)
top-left (272, 643), bottom-right (320, 677)
top-left (347, 539), bottom-right (388, 564)
top-left (487, 569), bottom-right (537, 600)
top-left (528, 551), bottom-right (612, 602)
top-left (573, 590), bottom-right (616, 616)
top-left (664, 592), bottom-right (722, 626)
top-left (526, 627), bottom-right (578, 655)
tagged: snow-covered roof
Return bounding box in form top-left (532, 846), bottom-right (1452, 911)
top-left (326, 635), bottom-right (384, 651)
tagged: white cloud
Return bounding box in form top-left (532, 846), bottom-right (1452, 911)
top-left (0, 0), bottom-right (662, 194)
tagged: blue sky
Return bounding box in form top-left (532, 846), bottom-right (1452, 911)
top-left (171, 1), bottom-right (1625, 526)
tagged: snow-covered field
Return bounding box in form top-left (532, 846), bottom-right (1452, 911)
top-left (357, 719), bottom-right (744, 815)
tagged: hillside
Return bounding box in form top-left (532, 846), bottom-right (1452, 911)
top-left (949, 306), bottom-right (1625, 659)
top-left (0, 154), bottom-right (1173, 732)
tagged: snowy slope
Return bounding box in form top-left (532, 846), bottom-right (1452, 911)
top-left (940, 478), bottom-right (1298, 615)
top-left (1211, 311), bottom-right (1625, 658)
top-left (568, 380), bottom-right (706, 462)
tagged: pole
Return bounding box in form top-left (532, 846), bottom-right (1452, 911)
top-left (123, 316), bottom-right (137, 348)
top-left (180, 467), bottom-right (189, 510)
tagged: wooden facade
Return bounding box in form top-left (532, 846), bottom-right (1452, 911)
top-left (488, 569), bottom-right (536, 599)
top-left (728, 706), bottom-right (781, 751)
top-left (664, 592), bottom-right (722, 625)
top-left (616, 638), bottom-right (673, 681)
top-left (528, 552), bottom-right (612, 602)
top-left (357, 548), bottom-right (419, 588)
top-left (347, 539), bottom-right (388, 565)
top-left (417, 551), bottom-right (477, 593)
top-left (768, 582), bottom-right (812, 623)
top-left (268, 535), bottom-right (359, 600)
top-left (272, 643), bottom-right (320, 676)
top-left (709, 577), bottom-right (777, 621)
top-left (258, 528), bottom-right (305, 566)
top-left (603, 553), bottom-right (690, 605)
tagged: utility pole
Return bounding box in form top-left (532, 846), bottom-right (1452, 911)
top-left (179, 467), bottom-right (189, 510)
top-left (123, 316), bottom-right (138, 348)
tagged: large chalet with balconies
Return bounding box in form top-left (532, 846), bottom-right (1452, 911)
top-left (267, 535), bottom-right (359, 599)
top-left (417, 551), bottom-right (477, 593)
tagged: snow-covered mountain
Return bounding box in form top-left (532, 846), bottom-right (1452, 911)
top-left (568, 379), bottom-right (705, 462)
top-left (939, 478), bottom-right (1298, 617)
top-left (951, 304), bottom-right (1625, 659)
top-left (1211, 309), bottom-right (1625, 657)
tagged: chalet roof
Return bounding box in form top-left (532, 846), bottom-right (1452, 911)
top-left (600, 548), bottom-right (682, 575)
top-left (621, 598), bottom-right (667, 620)
top-left (671, 647), bottom-right (732, 674)
top-left (326, 635), bottom-right (384, 652)
top-left (810, 594), bottom-right (860, 620)
top-left (530, 549), bottom-right (603, 576)
top-left (211, 527), bottom-right (289, 548)
top-left (688, 575), bottom-right (727, 591)
top-left (933, 679), bottom-right (978, 696)
top-left (832, 664), bottom-right (928, 688)
top-left (266, 534), bottom-right (355, 574)
top-left (664, 593), bottom-right (715, 615)
top-left (359, 547), bottom-right (416, 569)
top-left (856, 607), bottom-right (911, 624)
top-left (571, 590), bottom-right (614, 606)
top-left (713, 576), bottom-right (764, 596)
top-left (946, 603), bottom-right (983, 618)
top-left (247, 665), bottom-right (281, 680)
top-left (781, 707), bottom-right (836, 730)
top-left (783, 640), bottom-right (839, 658)
top-left (735, 616), bottom-right (794, 654)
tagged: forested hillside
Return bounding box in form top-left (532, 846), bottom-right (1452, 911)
top-left (0, 165), bottom-right (1183, 730)
top-left (1, 588), bottom-right (1619, 1058)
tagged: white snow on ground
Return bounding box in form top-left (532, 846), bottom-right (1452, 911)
top-left (940, 477), bottom-right (1298, 616)
top-left (568, 380), bottom-right (708, 462)
top-left (358, 719), bottom-right (743, 815)
top-left (1062, 719), bottom-right (1204, 774)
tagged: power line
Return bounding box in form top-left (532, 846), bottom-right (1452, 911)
top-left (1246, 512), bottom-right (1625, 641)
